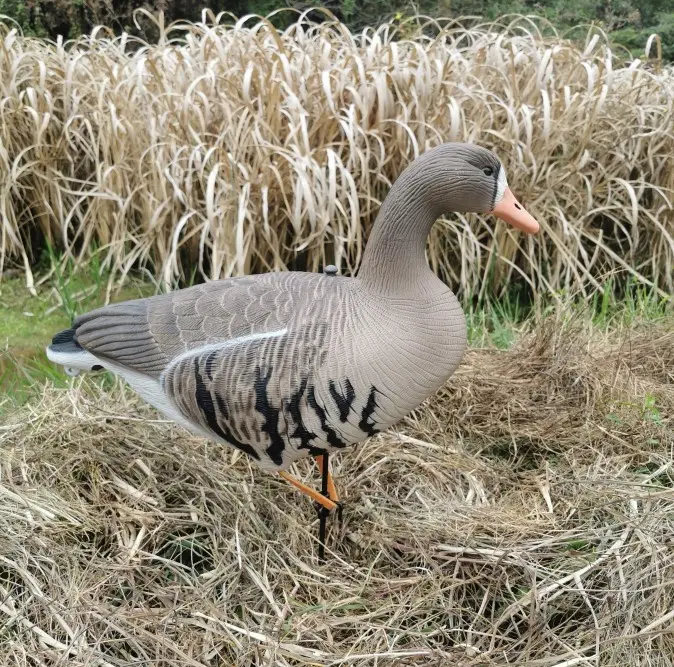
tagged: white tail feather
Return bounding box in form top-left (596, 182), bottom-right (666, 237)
top-left (46, 346), bottom-right (103, 372)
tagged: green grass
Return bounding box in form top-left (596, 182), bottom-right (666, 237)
top-left (465, 293), bottom-right (528, 349)
top-left (465, 277), bottom-right (672, 349)
top-left (589, 278), bottom-right (673, 328)
top-left (1, 263), bottom-right (672, 408)
top-left (0, 258), bottom-right (155, 405)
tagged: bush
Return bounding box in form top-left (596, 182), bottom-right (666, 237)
top-left (0, 15), bottom-right (672, 298)
top-left (2, 0), bottom-right (674, 44)
top-left (612, 12), bottom-right (674, 62)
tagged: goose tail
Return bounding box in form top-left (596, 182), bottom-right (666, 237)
top-left (46, 327), bottom-right (104, 376)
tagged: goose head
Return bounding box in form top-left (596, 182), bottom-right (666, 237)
top-left (359, 142), bottom-right (540, 291)
top-left (405, 142), bottom-right (540, 234)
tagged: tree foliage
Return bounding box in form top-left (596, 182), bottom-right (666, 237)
top-left (0, 0), bottom-right (673, 44)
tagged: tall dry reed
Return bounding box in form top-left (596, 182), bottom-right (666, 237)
top-left (0, 12), bottom-right (672, 297)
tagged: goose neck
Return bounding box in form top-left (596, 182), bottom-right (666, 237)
top-left (357, 173), bottom-right (440, 295)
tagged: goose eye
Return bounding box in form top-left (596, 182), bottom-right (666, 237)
top-left (483, 167), bottom-right (494, 176)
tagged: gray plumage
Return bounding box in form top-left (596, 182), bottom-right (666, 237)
top-left (47, 143), bottom-right (539, 471)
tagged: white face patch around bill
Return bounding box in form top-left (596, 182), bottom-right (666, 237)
top-left (494, 166), bottom-right (508, 207)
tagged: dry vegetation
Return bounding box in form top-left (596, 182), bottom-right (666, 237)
top-left (1, 313), bottom-right (672, 665)
top-left (1, 12), bottom-right (674, 666)
top-left (0, 13), bottom-right (673, 297)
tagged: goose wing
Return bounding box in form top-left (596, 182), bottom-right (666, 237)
top-left (72, 274), bottom-right (295, 376)
top-left (69, 271), bottom-right (362, 469)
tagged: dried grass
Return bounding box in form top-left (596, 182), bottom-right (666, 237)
top-left (1, 313), bottom-right (673, 665)
top-left (0, 13), bottom-right (673, 297)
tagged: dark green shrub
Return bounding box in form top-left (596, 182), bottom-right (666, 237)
top-left (0, 0), bottom-right (673, 63)
top-left (613, 12), bottom-right (674, 61)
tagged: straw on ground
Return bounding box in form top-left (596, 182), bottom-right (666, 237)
top-left (1, 311), bottom-right (672, 665)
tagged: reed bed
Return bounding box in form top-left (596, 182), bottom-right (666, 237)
top-left (0, 13), bottom-right (673, 297)
top-left (0, 313), bottom-right (672, 665)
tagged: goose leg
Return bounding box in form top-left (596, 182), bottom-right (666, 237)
top-left (317, 452), bottom-right (331, 562)
top-left (278, 471), bottom-right (337, 511)
top-left (278, 453), bottom-right (341, 562)
top-left (314, 454), bottom-right (338, 503)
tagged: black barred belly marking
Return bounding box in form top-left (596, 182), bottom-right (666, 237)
top-left (192, 364), bottom-right (381, 468)
top-left (328, 378), bottom-right (356, 422)
top-left (307, 384), bottom-right (347, 450)
top-left (285, 377), bottom-right (325, 457)
top-left (253, 367), bottom-right (286, 466)
top-left (359, 386), bottom-right (379, 436)
top-left (192, 358), bottom-right (261, 461)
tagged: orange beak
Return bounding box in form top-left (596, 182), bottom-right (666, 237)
top-left (492, 188), bottom-right (540, 234)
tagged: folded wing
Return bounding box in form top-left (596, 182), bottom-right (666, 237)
top-left (72, 275), bottom-right (294, 377)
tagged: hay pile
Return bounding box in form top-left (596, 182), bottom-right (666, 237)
top-left (1, 315), bottom-right (673, 665)
top-left (1, 14), bottom-right (673, 296)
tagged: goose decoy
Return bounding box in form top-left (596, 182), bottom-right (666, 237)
top-left (47, 143), bottom-right (539, 560)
